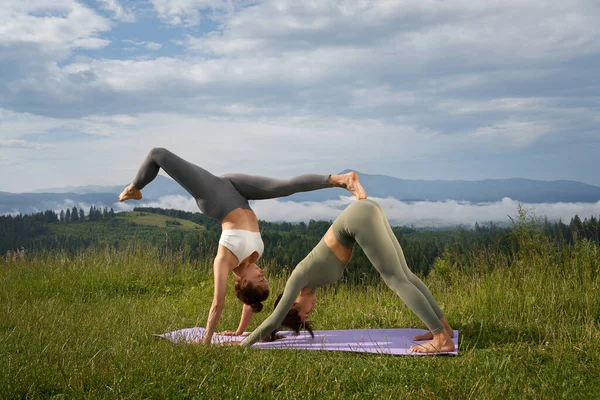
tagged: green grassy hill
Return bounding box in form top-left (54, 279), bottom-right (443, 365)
top-left (117, 211), bottom-right (205, 230)
top-left (1, 215), bottom-right (599, 398)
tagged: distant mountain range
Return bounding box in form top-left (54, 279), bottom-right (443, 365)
top-left (2, 172), bottom-right (600, 215)
top-left (287, 170), bottom-right (600, 203)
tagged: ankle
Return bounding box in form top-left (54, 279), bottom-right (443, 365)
top-left (328, 174), bottom-right (345, 188)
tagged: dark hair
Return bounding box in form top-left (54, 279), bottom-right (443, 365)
top-left (265, 293), bottom-right (315, 342)
top-left (234, 280), bottom-right (269, 313)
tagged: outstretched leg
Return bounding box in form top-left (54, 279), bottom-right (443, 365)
top-left (119, 147), bottom-right (226, 203)
top-left (224, 171), bottom-right (367, 201)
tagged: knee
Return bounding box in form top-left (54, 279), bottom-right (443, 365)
top-left (381, 273), bottom-right (409, 290)
top-left (149, 147), bottom-right (169, 160)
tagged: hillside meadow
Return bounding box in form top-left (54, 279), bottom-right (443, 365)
top-left (1, 215), bottom-right (599, 399)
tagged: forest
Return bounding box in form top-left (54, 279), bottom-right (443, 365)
top-left (2, 205), bottom-right (599, 278)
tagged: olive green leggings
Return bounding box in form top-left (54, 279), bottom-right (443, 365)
top-left (333, 199), bottom-right (445, 333)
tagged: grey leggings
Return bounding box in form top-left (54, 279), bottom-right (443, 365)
top-left (335, 199), bottom-right (445, 333)
top-left (132, 147), bottom-right (332, 221)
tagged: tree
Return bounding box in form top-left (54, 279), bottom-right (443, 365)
top-left (59, 210), bottom-right (65, 223)
top-left (65, 208), bottom-right (71, 222)
top-left (570, 215), bottom-right (583, 241)
top-left (71, 207), bottom-right (79, 222)
top-left (79, 208), bottom-right (85, 221)
top-left (43, 210), bottom-right (58, 223)
top-left (589, 215), bottom-right (599, 244)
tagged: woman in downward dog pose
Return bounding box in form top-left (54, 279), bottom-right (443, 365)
top-left (118, 147), bottom-right (366, 344)
top-left (241, 199), bottom-right (454, 353)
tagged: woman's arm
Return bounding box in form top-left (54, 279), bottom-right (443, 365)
top-left (203, 256), bottom-right (231, 344)
top-left (219, 304), bottom-right (254, 336)
top-left (241, 273), bottom-right (306, 346)
top-left (234, 304), bottom-right (255, 335)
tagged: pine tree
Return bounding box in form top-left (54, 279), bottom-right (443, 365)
top-left (65, 209), bottom-right (71, 222)
top-left (79, 208), bottom-right (85, 221)
top-left (71, 206), bottom-right (79, 222)
top-left (570, 215), bottom-right (583, 241)
top-left (59, 210), bottom-right (65, 223)
top-left (43, 210), bottom-right (57, 223)
top-left (589, 215), bottom-right (599, 244)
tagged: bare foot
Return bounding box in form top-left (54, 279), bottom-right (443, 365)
top-left (413, 328), bottom-right (454, 341)
top-left (118, 183), bottom-right (142, 201)
top-left (414, 331), bottom-right (434, 341)
top-left (410, 333), bottom-right (455, 354)
top-left (413, 317), bottom-right (454, 341)
top-left (330, 171), bottom-right (367, 200)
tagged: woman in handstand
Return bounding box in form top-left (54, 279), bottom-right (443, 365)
top-left (240, 199), bottom-right (454, 353)
top-left (118, 147), bottom-right (366, 344)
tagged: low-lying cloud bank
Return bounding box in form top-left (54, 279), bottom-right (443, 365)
top-left (112, 196), bottom-right (600, 228)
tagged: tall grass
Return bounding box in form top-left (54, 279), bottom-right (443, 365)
top-left (1, 212), bottom-right (599, 399)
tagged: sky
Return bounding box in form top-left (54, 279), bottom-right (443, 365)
top-left (1, 0), bottom-right (599, 198)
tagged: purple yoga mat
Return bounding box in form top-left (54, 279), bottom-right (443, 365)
top-left (156, 327), bottom-right (459, 355)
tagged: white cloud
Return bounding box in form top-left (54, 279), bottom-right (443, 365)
top-left (254, 196), bottom-right (600, 227)
top-left (81, 113), bottom-right (139, 126)
top-left (0, 108), bottom-right (140, 140)
top-left (151, 0), bottom-right (250, 26)
top-left (112, 195), bottom-right (198, 213)
top-left (96, 0), bottom-right (136, 22)
top-left (1, 209), bottom-right (22, 217)
top-left (0, 1), bottom-right (111, 54)
top-left (439, 98), bottom-right (554, 116)
top-left (121, 40), bottom-right (162, 51)
top-left (109, 195), bottom-right (600, 227)
top-left (0, 139), bottom-right (52, 150)
top-left (0, 109), bottom-right (62, 140)
top-left (1, 0), bottom-right (599, 192)
top-left (3, 0), bottom-right (599, 132)
top-left (144, 41), bottom-right (162, 50)
top-left (188, 0), bottom-right (600, 62)
top-left (470, 120), bottom-right (551, 149)
top-left (52, 199), bottom-right (110, 215)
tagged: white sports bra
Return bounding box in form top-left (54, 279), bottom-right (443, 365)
top-left (218, 230), bottom-right (264, 265)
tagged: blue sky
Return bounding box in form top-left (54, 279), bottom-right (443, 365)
top-left (1, 0), bottom-right (600, 194)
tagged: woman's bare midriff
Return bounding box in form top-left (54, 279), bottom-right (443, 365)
top-left (324, 226), bottom-right (353, 265)
top-left (221, 208), bottom-right (260, 231)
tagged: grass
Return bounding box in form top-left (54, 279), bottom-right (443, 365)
top-left (1, 235), bottom-right (599, 399)
top-left (117, 212), bottom-right (205, 230)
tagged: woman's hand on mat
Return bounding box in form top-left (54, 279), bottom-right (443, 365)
top-left (219, 330), bottom-right (250, 337)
